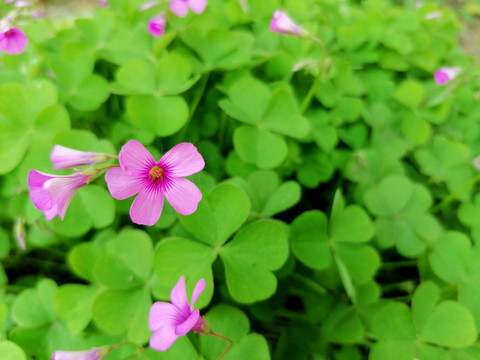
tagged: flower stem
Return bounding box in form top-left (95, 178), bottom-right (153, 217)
top-left (431, 173), bottom-right (480, 213)
top-left (210, 331), bottom-right (233, 360)
top-left (299, 35), bottom-right (327, 114)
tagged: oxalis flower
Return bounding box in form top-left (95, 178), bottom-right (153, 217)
top-left (269, 10), bottom-right (309, 38)
top-left (168, 0), bottom-right (207, 17)
top-left (148, 13), bottom-right (166, 38)
top-left (149, 276), bottom-right (206, 351)
top-left (28, 170), bottom-right (94, 220)
top-left (0, 26), bottom-right (28, 55)
top-left (50, 145), bottom-right (113, 170)
top-left (105, 140), bottom-right (205, 226)
top-left (52, 347), bottom-right (108, 360)
top-left (434, 67), bottom-right (461, 85)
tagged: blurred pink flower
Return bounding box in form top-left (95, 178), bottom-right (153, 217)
top-left (168, 0), bottom-right (207, 17)
top-left (434, 67), bottom-right (461, 85)
top-left (28, 170), bottom-right (89, 220)
top-left (52, 348), bottom-right (106, 360)
top-left (149, 276), bottom-right (206, 351)
top-left (0, 27), bottom-right (28, 55)
top-left (50, 145), bottom-right (111, 170)
top-left (105, 140), bottom-right (204, 226)
top-left (269, 10), bottom-right (308, 37)
top-left (148, 13), bottom-right (166, 37)
top-left (98, 0), bottom-right (109, 7)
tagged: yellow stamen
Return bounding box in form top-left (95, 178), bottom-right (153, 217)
top-left (149, 166), bottom-right (164, 180)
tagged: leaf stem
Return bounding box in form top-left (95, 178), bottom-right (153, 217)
top-left (431, 173), bottom-right (480, 213)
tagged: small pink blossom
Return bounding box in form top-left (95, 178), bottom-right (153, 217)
top-left (50, 145), bottom-right (112, 170)
top-left (52, 348), bottom-right (106, 360)
top-left (434, 67), bottom-right (461, 85)
top-left (14, 0), bottom-right (31, 7)
top-left (149, 276), bottom-right (206, 351)
top-left (98, 0), bottom-right (109, 7)
top-left (269, 10), bottom-right (308, 38)
top-left (0, 27), bottom-right (28, 55)
top-left (168, 0), bottom-right (207, 17)
top-left (148, 13), bottom-right (166, 38)
top-left (28, 170), bottom-right (89, 220)
top-left (105, 140), bottom-right (204, 226)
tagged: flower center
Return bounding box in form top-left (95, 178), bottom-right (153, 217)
top-left (149, 166), bottom-right (164, 180)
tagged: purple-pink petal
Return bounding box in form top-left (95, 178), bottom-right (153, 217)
top-left (105, 167), bottom-right (143, 200)
top-left (118, 140), bottom-right (156, 176)
top-left (169, 0), bottom-right (189, 17)
top-left (52, 348), bottom-right (103, 360)
top-left (28, 169), bottom-right (53, 187)
top-left (188, 0), bottom-right (207, 14)
top-left (150, 326), bottom-right (179, 351)
top-left (149, 302), bottom-right (182, 331)
top-left (50, 145), bottom-right (96, 170)
top-left (159, 142), bottom-right (205, 177)
top-left (0, 27), bottom-right (28, 55)
top-left (44, 176), bottom-right (88, 219)
top-left (129, 188), bottom-right (164, 226)
top-left (190, 279), bottom-right (206, 310)
top-left (29, 187), bottom-right (52, 211)
top-left (170, 276), bottom-right (190, 313)
top-left (164, 177), bottom-right (202, 216)
top-left (175, 309), bottom-right (200, 336)
top-left (148, 13), bottom-right (166, 38)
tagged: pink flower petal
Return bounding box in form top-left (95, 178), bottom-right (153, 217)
top-left (0, 27), bottom-right (28, 55)
top-left (129, 188), bottom-right (164, 226)
top-left (164, 177), bottom-right (202, 216)
top-left (29, 187), bottom-right (52, 211)
top-left (188, 0), bottom-right (207, 14)
top-left (170, 276), bottom-right (190, 313)
top-left (190, 279), bottom-right (205, 310)
top-left (28, 169), bottom-right (53, 187)
top-left (105, 167), bottom-right (143, 200)
top-left (150, 326), bottom-right (179, 351)
top-left (159, 143), bottom-right (205, 177)
top-left (148, 13), bottom-right (166, 38)
top-left (50, 145), bottom-right (95, 170)
top-left (44, 176), bottom-right (88, 219)
top-left (149, 302), bottom-right (182, 331)
top-left (118, 140), bottom-right (156, 176)
top-left (169, 0), bottom-right (189, 17)
top-left (175, 309), bottom-right (200, 336)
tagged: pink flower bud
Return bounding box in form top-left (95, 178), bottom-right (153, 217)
top-left (148, 13), bottom-right (166, 38)
top-left (269, 10), bottom-right (308, 38)
top-left (434, 67), bottom-right (461, 85)
top-left (52, 348), bottom-right (106, 360)
top-left (50, 145), bottom-right (111, 170)
top-left (0, 27), bottom-right (28, 55)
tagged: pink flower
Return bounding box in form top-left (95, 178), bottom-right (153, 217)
top-left (105, 140), bottom-right (204, 226)
top-left (168, 0), bottom-right (207, 17)
top-left (98, 0), bottom-right (109, 7)
top-left (149, 276), bottom-right (206, 351)
top-left (148, 13), bottom-right (166, 38)
top-left (434, 67), bottom-right (461, 85)
top-left (269, 10), bottom-right (308, 37)
top-left (28, 170), bottom-right (89, 220)
top-left (52, 348), bottom-right (106, 360)
top-left (50, 145), bottom-right (111, 170)
top-left (0, 27), bottom-right (28, 55)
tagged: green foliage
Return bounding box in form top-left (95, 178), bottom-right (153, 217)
top-left (1, 0), bottom-right (479, 359)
